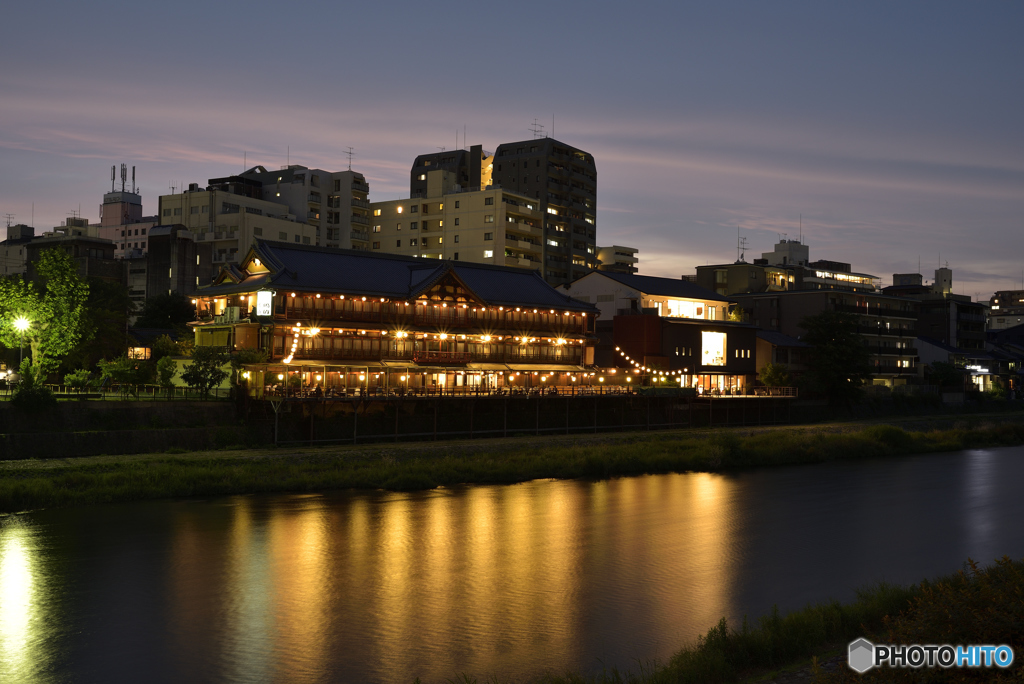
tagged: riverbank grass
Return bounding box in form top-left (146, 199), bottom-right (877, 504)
top-left (3, 419), bottom-right (1024, 514)
top-left (458, 557), bottom-right (1022, 684)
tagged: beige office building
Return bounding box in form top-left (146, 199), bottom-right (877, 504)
top-left (158, 186), bottom-right (318, 267)
top-left (367, 170), bottom-right (543, 269)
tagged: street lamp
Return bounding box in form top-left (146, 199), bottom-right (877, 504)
top-left (13, 317), bottom-right (29, 367)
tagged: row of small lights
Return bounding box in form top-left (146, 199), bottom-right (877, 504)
top-left (616, 347), bottom-right (690, 381)
top-left (273, 370), bottom-right (617, 383)
top-left (212, 291), bottom-right (587, 318)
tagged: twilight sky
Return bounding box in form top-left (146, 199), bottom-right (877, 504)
top-left (2, 1), bottom-right (1022, 298)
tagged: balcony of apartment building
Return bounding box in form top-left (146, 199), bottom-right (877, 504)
top-left (351, 198), bottom-right (369, 209)
top-left (352, 180), bottom-right (369, 193)
top-left (350, 214), bottom-right (369, 226)
top-left (350, 229), bottom-right (369, 243)
top-left (834, 303), bottom-right (916, 319)
top-left (505, 235), bottom-right (542, 252)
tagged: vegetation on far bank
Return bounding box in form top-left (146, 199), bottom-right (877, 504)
top-left (3, 418), bottom-right (1024, 514)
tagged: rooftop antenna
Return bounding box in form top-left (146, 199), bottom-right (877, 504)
top-left (111, 165), bottom-right (116, 193)
top-left (799, 214), bottom-right (802, 242)
top-left (131, 166), bottom-right (136, 194)
top-left (736, 227), bottom-right (748, 263)
top-left (3, 213), bottom-right (13, 228)
top-left (529, 118), bottom-right (545, 139)
top-left (344, 146), bottom-right (355, 171)
top-left (169, 182), bottom-right (178, 194)
top-left (120, 163), bottom-right (127, 192)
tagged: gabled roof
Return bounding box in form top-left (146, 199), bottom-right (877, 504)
top-left (199, 241), bottom-right (598, 313)
top-left (573, 271), bottom-right (730, 302)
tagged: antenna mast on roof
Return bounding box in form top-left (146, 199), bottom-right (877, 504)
top-left (3, 214), bottom-right (13, 228)
top-left (529, 118), bottom-right (545, 139)
top-left (344, 146), bottom-right (355, 171)
top-left (120, 164), bottom-right (127, 192)
top-left (111, 165), bottom-right (116, 193)
top-left (799, 214), bottom-right (802, 242)
top-left (132, 166), bottom-right (136, 194)
top-left (736, 227), bottom-right (748, 263)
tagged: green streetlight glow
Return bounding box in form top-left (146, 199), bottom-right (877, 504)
top-left (13, 317), bottom-right (29, 332)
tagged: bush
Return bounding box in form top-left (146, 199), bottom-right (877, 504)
top-left (63, 368), bottom-right (92, 389)
top-left (12, 359), bottom-right (57, 413)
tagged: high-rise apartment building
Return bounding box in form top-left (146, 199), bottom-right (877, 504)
top-left (158, 164), bottom-right (370, 268)
top-left (411, 138), bottom-right (598, 286)
top-left (369, 170), bottom-right (542, 267)
top-left (158, 182), bottom-right (317, 267)
top-left (233, 165), bottom-right (371, 250)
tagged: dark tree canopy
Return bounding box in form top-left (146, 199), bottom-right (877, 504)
top-left (63, 277), bottom-right (134, 372)
top-left (134, 292), bottom-right (196, 331)
top-left (799, 309), bottom-right (871, 407)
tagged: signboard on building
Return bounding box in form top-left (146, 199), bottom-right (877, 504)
top-left (256, 290), bottom-right (273, 317)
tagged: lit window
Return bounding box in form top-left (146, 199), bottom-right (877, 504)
top-left (418, 174), bottom-right (426, 181)
top-left (701, 331), bottom-right (727, 366)
top-left (484, 215), bottom-right (494, 223)
top-left (373, 209), bottom-right (381, 216)
top-left (484, 250), bottom-right (493, 259)
top-left (397, 206), bottom-right (403, 214)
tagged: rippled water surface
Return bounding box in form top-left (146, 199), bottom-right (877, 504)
top-left (2, 446), bottom-right (1024, 683)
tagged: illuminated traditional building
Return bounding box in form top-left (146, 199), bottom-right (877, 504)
top-left (190, 240), bottom-right (599, 394)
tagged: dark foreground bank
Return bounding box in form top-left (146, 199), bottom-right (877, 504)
top-left (445, 556), bottom-right (1022, 684)
top-left (2, 417), bottom-right (1024, 514)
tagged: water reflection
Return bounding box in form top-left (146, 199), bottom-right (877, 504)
top-left (2, 446), bottom-right (1024, 683)
top-left (0, 519), bottom-right (39, 683)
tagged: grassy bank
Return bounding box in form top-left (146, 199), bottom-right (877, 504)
top-left (2, 416), bottom-right (1024, 514)
top-left (464, 556), bottom-right (1022, 684)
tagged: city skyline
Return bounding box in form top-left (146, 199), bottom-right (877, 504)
top-left (1, 1), bottom-right (1021, 297)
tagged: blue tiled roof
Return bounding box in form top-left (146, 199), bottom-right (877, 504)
top-left (201, 241), bottom-right (599, 313)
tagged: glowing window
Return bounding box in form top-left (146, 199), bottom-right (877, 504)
top-left (701, 331), bottom-right (727, 366)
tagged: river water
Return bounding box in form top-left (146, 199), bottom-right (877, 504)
top-left (2, 446), bottom-right (1023, 683)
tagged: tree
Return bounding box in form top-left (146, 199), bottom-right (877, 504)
top-left (0, 248), bottom-right (89, 383)
top-left (156, 356), bottom-right (178, 395)
top-left (180, 346), bottom-right (229, 396)
top-left (759, 362), bottom-right (791, 388)
top-left (929, 361), bottom-right (966, 389)
top-left (62, 277), bottom-right (134, 373)
top-left (134, 292), bottom-right (196, 331)
top-left (799, 309), bottom-right (871, 407)
top-left (98, 355), bottom-right (149, 396)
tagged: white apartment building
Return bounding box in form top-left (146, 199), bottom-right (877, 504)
top-left (368, 170), bottom-right (543, 268)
